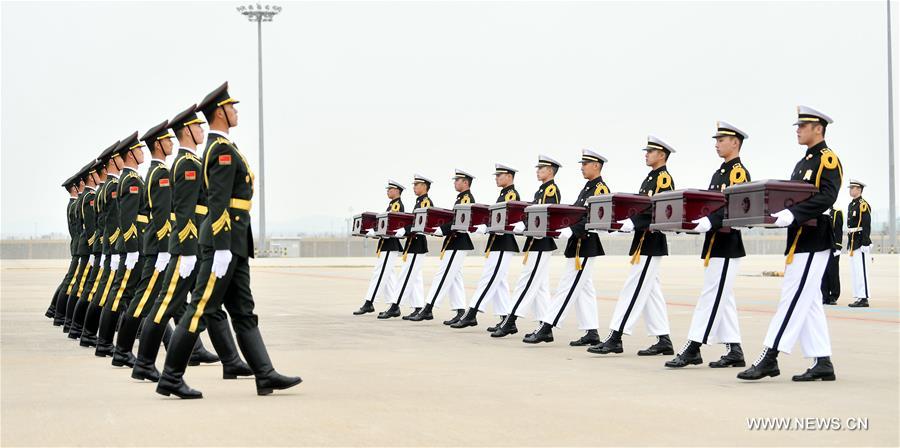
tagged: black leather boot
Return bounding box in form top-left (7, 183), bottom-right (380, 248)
top-left (637, 335), bottom-right (674, 356)
top-left (408, 304), bottom-right (434, 321)
top-left (235, 327), bottom-right (302, 396)
top-left (450, 308), bottom-right (478, 328)
top-left (737, 347), bottom-right (780, 380)
top-left (570, 329), bottom-right (601, 346)
top-left (156, 326), bottom-right (203, 399)
top-left (848, 298), bottom-right (869, 308)
top-left (132, 319), bottom-right (166, 382)
top-left (188, 338), bottom-right (221, 366)
top-left (792, 357), bottom-right (836, 381)
top-left (353, 300), bottom-right (376, 315)
top-left (665, 341), bottom-right (703, 368)
top-left (207, 318), bottom-right (253, 379)
top-left (487, 316), bottom-right (506, 332)
top-left (402, 307), bottom-right (422, 320)
top-left (491, 315), bottom-right (518, 338)
top-left (94, 308), bottom-right (118, 357)
top-left (443, 309), bottom-right (465, 326)
top-left (112, 314), bottom-right (142, 367)
top-left (377, 303), bottom-right (401, 319)
top-left (709, 343), bottom-right (746, 368)
top-left (522, 323), bottom-right (554, 344)
top-left (587, 330), bottom-right (623, 354)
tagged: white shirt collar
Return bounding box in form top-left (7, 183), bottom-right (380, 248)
top-left (85, 185), bottom-right (96, 191)
top-left (208, 129), bottom-right (230, 139)
top-left (178, 146), bottom-right (198, 156)
top-left (151, 158), bottom-right (166, 164)
top-left (122, 166), bottom-right (138, 174)
top-left (107, 172), bottom-right (120, 179)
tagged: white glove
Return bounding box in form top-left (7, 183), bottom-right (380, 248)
top-left (179, 255), bottom-right (197, 278)
top-left (155, 252), bottom-right (171, 272)
top-left (847, 227), bottom-right (862, 233)
top-left (691, 216), bottom-right (712, 234)
top-left (473, 224), bottom-right (488, 235)
top-left (393, 227), bottom-right (407, 238)
top-left (365, 229), bottom-right (376, 237)
top-left (833, 249), bottom-right (841, 257)
top-left (88, 254), bottom-right (94, 265)
top-left (512, 221), bottom-right (526, 233)
top-left (110, 254), bottom-right (120, 272)
top-left (557, 227), bottom-right (573, 240)
top-left (617, 218), bottom-right (635, 233)
top-left (433, 227), bottom-right (444, 237)
top-left (770, 209), bottom-right (795, 228)
top-left (99, 254), bottom-right (106, 266)
top-left (125, 251), bottom-right (139, 270)
top-left (212, 250), bottom-right (232, 279)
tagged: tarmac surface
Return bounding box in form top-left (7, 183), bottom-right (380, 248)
top-left (2, 254), bottom-right (898, 446)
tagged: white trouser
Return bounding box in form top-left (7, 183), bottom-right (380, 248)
top-left (542, 257), bottom-right (599, 330)
top-left (511, 250), bottom-right (552, 322)
top-left (686, 257), bottom-right (742, 345)
top-left (425, 249), bottom-right (468, 310)
top-left (363, 251), bottom-right (400, 304)
top-left (391, 252), bottom-right (425, 308)
top-left (763, 250), bottom-right (832, 357)
top-left (468, 251), bottom-right (512, 316)
top-left (608, 255), bottom-right (670, 336)
top-left (848, 245), bottom-right (871, 299)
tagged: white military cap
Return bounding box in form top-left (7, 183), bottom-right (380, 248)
top-left (794, 105), bottom-right (834, 126)
top-left (452, 168), bottom-right (475, 180)
top-left (643, 135), bottom-right (676, 153)
top-left (712, 120), bottom-right (749, 140)
top-left (848, 179), bottom-right (866, 188)
top-left (579, 148), bottom-right (608, 164)
top-left (493, 163), bottom-right (517, 175)
top-left (536, 154), bottom-right (563, 168)
top-left (386, 179), bottom-right (405, 191)
top-left (412, 174), bottom-right (432, 185)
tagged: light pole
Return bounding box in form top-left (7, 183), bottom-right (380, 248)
top-left (236, 3), bottom-right (282, 256)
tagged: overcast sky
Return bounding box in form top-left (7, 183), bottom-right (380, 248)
top-left (2, 0), bottom-right (898, 238)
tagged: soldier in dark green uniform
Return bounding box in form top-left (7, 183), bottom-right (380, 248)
top-left (64, 159), bottom-right (102, 335)
top-left (156, 83), bottom-right (300, 398)
top-left (377, 175), bottom-right (433, 319)
top-left (52, 169), bottom-right (86, 327)
top-left (95, 132), bottom-right (147, 358)
top-left (47, 176), bottom-right (78, 320)
top-left (71, 146), bottom-right (115, 342)
top-left (451, 163), bottom-right (521, 329)
top-left (80, 142), bottom-right (123, 348)
top-left (133, 104), bottom-right (241, 382)
top-left (589, 136), bottom-right (676, 356)
top-left (409, 169), bottom-right (476, 323)
top-left (112, 120), bottom-right (175, 367)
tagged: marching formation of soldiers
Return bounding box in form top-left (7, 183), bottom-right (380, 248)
top-left (45, 82), bottom-right (302, 399)
top-left (352, 106), bottom-right (876, 383)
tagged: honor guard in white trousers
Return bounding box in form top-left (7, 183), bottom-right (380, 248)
top-left (845, 179), bottom-right (872, 308)
top-left (524, 149), bottom-right (609, 346)
top-left (666, 121), bottom-right (751, 369)
top-left (451, 164), bottom-right (521, 330)
top-left (738, 105), bottom-right (842, 382)
top-left (492, 155), bottom-right (562, 338)
top-left (589, 136), bottom-right (676, 357)
top-left (354, 180), bottom-right (405, 315)
top-left (410, 169), bottom-right (476, 323)
top-left (378, 175), bottom-right (432, 319)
